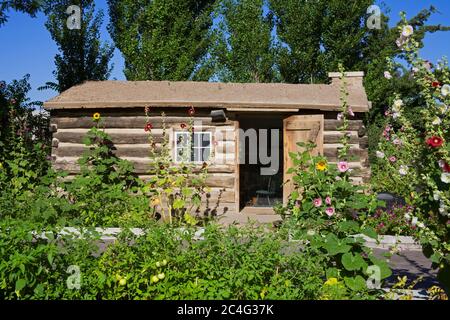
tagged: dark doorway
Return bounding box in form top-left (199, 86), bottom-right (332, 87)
top-left (238, 114), bottom-right (284, 211)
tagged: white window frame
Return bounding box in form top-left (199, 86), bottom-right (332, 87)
top-left (174, 131), bottom-right (212, 163)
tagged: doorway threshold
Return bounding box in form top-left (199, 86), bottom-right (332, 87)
top-left (240, 206), bottom-right (276, 215)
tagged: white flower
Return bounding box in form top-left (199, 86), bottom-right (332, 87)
top-left (376, 151), bottom-right (385, 159)
top-left (392, 112), bottom-right (400, 119)
top-left (402, 25), bottom-right (414, 37)
top-left (432, 117), bottom-right (442, 125)
top-left (438, 160), bottom-right (445, 168)
top-left (411, 217), bottom-right (418, 226)
top-left (438, 207), bottom-right (447, 216)
top-left (384, 71), bottom-right (392, 79)
top-left (438, 105), bottom-right (448, 114)
top-left (404, 213), bottom-right (411, 221)
top-left (393, 99), bottom-right (403, 110)
top-left (399, 165), bottom-right (408, 176)
top-left (441, 173), bottom-right (450, 184)
top-left (417, 222), bottom-right (425, 229)
top-left (442, 84), bottom-right (450, 97)
top-left (433, 191), bottom-right (441, 201)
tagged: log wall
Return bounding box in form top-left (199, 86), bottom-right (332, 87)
top-left (50, 108), bottom-right (370, 217)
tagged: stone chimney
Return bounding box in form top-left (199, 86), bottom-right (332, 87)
top-left (328, 71), bottom-right (364, 88)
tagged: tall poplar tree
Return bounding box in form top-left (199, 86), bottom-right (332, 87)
top-left (212, 0), bottom-right (276, 83)
top-left (42, 0), bottom-right (114, 92)
top-left (107, 0), bottom-right (216, 81)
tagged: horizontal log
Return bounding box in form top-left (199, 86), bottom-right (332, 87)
top-left (51, 116), bottom-right (234, 129)
top-left (359, 136), bottom-right (369, 149)
top-left (323, 131), bottom-right (359, 144)
top-left (323, 145), bottom-right (363, 162)
top-left (54, 129), bottom-right (165, 144)
top-left (52, 157), bottom-right (235, 174)
top-left (324, 120), bottom-right (363, 131)
top-left (53, 143), bottom-right (158, 158)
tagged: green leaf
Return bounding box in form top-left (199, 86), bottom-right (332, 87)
top-left (362, 226), bottom-right (378, 240)
top-left (323, 234), bottom-right (351, 255)
top-left (173, 199), bottom-right (185, 210)
top-left (326, 268), bottom-right (339, 279)
top-left (341, 252), bottom-right (366, 271)
top-left (344, 276), bottom-right (366, 291)
top-left (15, 279), bottom-right (27, 292)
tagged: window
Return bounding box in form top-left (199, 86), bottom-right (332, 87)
top-left (175, 131), bottom-right (212, 163)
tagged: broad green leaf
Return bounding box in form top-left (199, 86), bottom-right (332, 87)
top-left (15, 279), bottom-right (27, 292)
top-left (341, 252), bottom-right (366, 271)
top-left (344, 276), bottom-right (366, 291)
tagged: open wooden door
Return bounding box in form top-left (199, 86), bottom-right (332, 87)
top-left (283, 115), bottom-right (324, 204)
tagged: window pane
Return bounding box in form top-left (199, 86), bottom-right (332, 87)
top-left (193, 148), bottom-right (202, 162)
top-left (201, 147), bottom-right (210, 161)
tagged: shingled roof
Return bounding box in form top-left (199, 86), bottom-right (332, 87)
top-left (44, 72), bottom-right (370, 112)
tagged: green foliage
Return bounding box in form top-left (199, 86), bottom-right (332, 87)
top-left (60, 116), bottom-right (149, 226)
top-left (372, 15), bottom-right (450, 290)
top-left (42, 0), bottom-right (114, 92)
top-left (0, 0), bottom-right (42, 26)
top-left (107, 0), bottom-right (216, 81)
top-left (212, 0), bottom-right (277, 83)
top-left (0, 76), bottom-right (50, 196)
top-left (364, 204), bottom-right (419, 236)
top-left (143, 108), bottom-right (210, 225)
top-left (0, 221), bottom-right (326, 300)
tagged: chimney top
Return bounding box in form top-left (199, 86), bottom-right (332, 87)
top-left (328, 71), bottom-right (364, 87)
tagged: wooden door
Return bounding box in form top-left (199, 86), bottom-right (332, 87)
top-left (283, 115), bottom-right (324, 204)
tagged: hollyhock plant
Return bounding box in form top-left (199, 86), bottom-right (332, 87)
top-left (313, 198), bottom-right (322, 207)
top-left (426, 136), bottom-right (444, 148)
top-left (337, 161), bottom-right (349, 173)
top-left (325, 207), bottom-right (335, 217)
top-left (376, 151), bottom-right (385, 159)
top-left (144, 123), bottom-right (153, 132)
top-left (442, 84), bottom-right (450, 97)
top-left (373, 15), bottom-right (450, 291)
top-left (402, 25), bottom-right (414, 37)
top-left (432, 81), bottom-right (441, 88)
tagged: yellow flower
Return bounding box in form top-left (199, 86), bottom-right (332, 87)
top-left (316, 160), bottom-right (327, 171)
top-left (324, 278), bottom-right (338, 286)
top-left (151, 198), bottom-right (160, 206)
top-left (0, 162), bottom-right (3, 169)
top-left (92, 112), bottom-right (101, 121)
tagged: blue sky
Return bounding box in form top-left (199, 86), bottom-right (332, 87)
top-left (0, 0), bottom-right (449, 103)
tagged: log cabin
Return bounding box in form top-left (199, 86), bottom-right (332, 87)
top-left (44, 71), bottom-right (371, 221)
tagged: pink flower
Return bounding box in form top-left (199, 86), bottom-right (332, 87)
top-left (348, 107), bottom-right (355, 117)
top-left (337, 161), bottom-right (349, 173)
top-left (337, 113), bottom-right (343, 121)
top-left (313, 198), bottom-right (322, 207)
top-left (389, 156), bottom-right (397, 163)
top-left (325, 197), bottom-right (332, 205)
top-left (325, 207), bottom-right (335, 217)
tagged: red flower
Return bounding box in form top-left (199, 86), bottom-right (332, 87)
top-left (180, 123), bottom-right (187, 129)
top-left (444, 162), bottom-right (450, 173)
top-left (188, 106), bottom-right (195, 116)
top-left (144, 123), bottom-right (153, 132)
top-left (432, 81), bottom-right (441, 88)
top-left (426, 136), bottom-right (444, 148)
